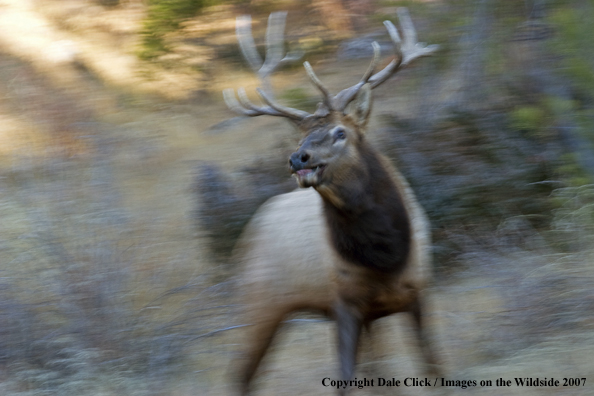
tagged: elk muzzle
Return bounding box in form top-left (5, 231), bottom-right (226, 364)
top-left (289, 150), bottom-right (327, 188)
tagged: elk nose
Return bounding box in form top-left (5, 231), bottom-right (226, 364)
top-left (289, 151), bottom-right (310, 170)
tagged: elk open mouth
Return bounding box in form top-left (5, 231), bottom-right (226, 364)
top-left (293, 164), bottom-right (326, 187)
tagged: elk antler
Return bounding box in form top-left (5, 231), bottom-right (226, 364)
top-left (235, 12), bottom-right (303, 98)
top-left (223, 11), bottom-right (309, 120)
top-left (224, 8), bottom-right (438, 120)
top-left (321, 7), bottom-right (440, 112)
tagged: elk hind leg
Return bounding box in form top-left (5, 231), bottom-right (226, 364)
top-left (409, 296), bottom-right (441, 377)
top-left (235, 310), bottom-right (286, 395)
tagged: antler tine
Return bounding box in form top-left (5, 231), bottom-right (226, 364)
top-left (367, 8), bottom-right (438, 88)
top-left (236, 16), bottom-right (263, 73)
top-left (265, 12), bottom-right (304, 69)
top-left (397, 8), bottom-right (439, 66)
top-left (222, 88), bottom-right (285, 117)
top-left (362, 41), bottom-right (382, 82)
top-left (398, 7), bottom-right (417, 52)
top-left (237, 88), bottom-right (268, 112)
top-left (334, 41), bottom-right (381, 111)
top-left (256, 88), bottom-right (311, 120)
top-left (225, 12), bottom-right (310, 121)
top-left (235, 12), bottom-right (303, 99)
top-left (304, 61), bottom-right (335, 111)
top-left (262, 12), bottom-right (287, 75)
top-left (223, 86), bottom-right (310, 119)
top-left (367, 20), bottom-right (402, 89)
top-left (332, 8), bottom-right (438, 111)
top-left (223, 88), bottom-right (261, 117)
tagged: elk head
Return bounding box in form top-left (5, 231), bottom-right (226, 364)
top-left (288, 85), bottom-right (372, 193)
top-left (224, 9), bottom-right (437, 195)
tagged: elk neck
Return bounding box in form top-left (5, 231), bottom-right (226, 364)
top-left (317, 140), bottom-right (411, 274)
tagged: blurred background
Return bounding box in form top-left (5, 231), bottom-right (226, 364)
top-left (0, 0), bottom-right (593, 395)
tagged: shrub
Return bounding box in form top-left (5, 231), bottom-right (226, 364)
top-left (139, 0), bottom-right (209, 60)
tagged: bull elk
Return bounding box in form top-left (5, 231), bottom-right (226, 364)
top-left (223, 9), bottom-right (440, 395)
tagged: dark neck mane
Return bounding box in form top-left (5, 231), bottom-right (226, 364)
top-left (320, 142), bottom-right (410, 274)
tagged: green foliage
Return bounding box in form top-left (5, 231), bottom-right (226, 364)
top-left (510, 96), bottom-right (580, 136)
top-left (558, 153), bottom-right (592, 187)
top-left (549, 5), bottom-right (594, 95)
top-left (544, 96), bottom-right (575, 115)
top-left (547, 3), bottom-right (594, 151)
top-left (510, 105), bottom-right (547, 133)
top-left (279, 87), bottom-right (318, 112)
top-left (139, 0), bottom-right (209, 60)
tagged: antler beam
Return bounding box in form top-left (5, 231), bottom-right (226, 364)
top-left (334, 8), bottom-right (439, 111)
top-left (224, 8), bottom-right (438, 119)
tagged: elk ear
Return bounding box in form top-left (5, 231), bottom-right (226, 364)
top-left (350, 84), bottom-right (372, 128)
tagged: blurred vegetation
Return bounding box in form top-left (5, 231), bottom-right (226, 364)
top-left (139, 0), bottom-right (213, 60)
top-left (0, 51), bottom-right (230, 395)
top-left (194, 144), bottom-right (295, 264)
top-left (549, 3), bottom-right (594, 97)
top-left (0, 153), bottom-right (209, 394)
top-left (2, 0), bottom-right (594, 394)
top-left (550, 184), bottom-right (594, 251)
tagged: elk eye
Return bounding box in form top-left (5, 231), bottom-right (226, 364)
top-left (334, 128), bottom-right (346, 142)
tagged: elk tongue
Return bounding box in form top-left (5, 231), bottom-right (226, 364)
top-left (296, 169), bottom-right (313, 177)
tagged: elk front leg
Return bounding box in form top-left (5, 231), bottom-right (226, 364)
top-left (334, 300), bottom-right (363, 396)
